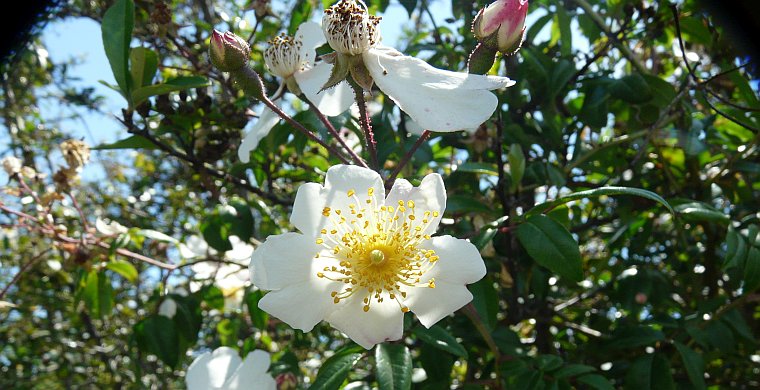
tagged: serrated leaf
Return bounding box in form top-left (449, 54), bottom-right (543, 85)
top-left (101, 0), bottom-right (134, 99)
top-left (412, 325), bottom-right (467, 358)
top-left (105, 259), bottom-right (138, 282)
top-left (525, 186), bottom-right (674, 218)
top-left (376, 344), bottom-right (412, 390)
top-left (517, 215), bottom-right (583, 283)
top-left (311, 345), bottom-right (364, 390)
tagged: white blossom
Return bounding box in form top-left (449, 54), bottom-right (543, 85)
top-left (185, 347), bottom-right (275, 390)
top-left (250, 165), bottom-right (486, 349)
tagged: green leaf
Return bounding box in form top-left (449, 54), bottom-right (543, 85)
top-left (131, 76), bottom-right (209, 106)
top-left (553, 364), bottom-right (597, 379)
top-left (724, 227), bottom-right (747, 270)
top-left (624, 354), bottom-right (674, 390)
top-left (536, 355), bottom-right (563, 372)
top-left (743, 247), bottom-right (760, 291)
top-left (674, 342), bottom-right (706, 390)
top-left (288, 0), bottom-right (313, 35)
top-left (509, 144), bottom-right (525, 191)
top-left (412, 325), bottom-right (468, 358)
top-left (674, 202), bottom-right (729, 223)
top-left (525, 186), bottom-right (674, 218)
top-left (92, 135), bottom-right (158, 150)
top-left (101, 0), bottom-right (134, 99)
top-left (129, 47), bottom-right (158, 89)
top-left (134, 315), bottom-right (179, 368)
top-left (399, 0), bottom-right (417, 17)
top-left (202, 285), bottom-right (225, 310)
top-left (311, 345), bottom-right (364, 390)
top-left (610, 74), bottom-right (653, 104)
top-left (470, 277), bottom-right (499, 330)
top-left (375, 344), bottom-right (412, 390)
top-left (517, 215), bottom-right (583, 283)
top-left (245, 289), bottom-right (269, 330)
top-left (577, 374), bottom-right (614, 390)
top-left (106, 259), bottom-right (138, 283)
top-left (456, 162), bottom-right (498, 176)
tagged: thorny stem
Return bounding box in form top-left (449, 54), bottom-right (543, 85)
top-left (303, 95), bottom-right (369, 168)
top-left (384, 131), bottom-right (431, 190)
top-left (259, 96), bottom-right (354, 165)
top-left (348, 78), bottom-right (380, 171)
top-left (463, 303), bottom-right (503, 389)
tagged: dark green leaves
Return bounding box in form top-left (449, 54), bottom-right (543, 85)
top-left (412, 325), bottom-right (467, 358)
top-left (525, 186), bottom-right (674, 218)
top-left (674, 342), bottom-right (706, 390)
top-left (78, 270), bottom-right (114, 318)
top-left (134, 315), bottom-right (179, 368)
top-left (375, 344), bottom-right (412, 390)
top-left (310, 345), bottom-right (364, 390)
top-left (624, 354), bottom-right (675, 390)
top-left (101, 0), bottom-right (134, 99)
top-left (131, 76), bottom-right (209, 106)
top-left (517, 215), bottom-right (583, 283)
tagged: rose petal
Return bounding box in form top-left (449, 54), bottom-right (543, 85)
top-left (290, 165), bottom-right (385, 237)
top-left (185, 347), bottom-right (241, 390)
top-left (385, 173), bottom-right (446, 236)
top-left (405, 280), bottom-right (475, 328)
top-left (238, 107), bottom-right (281, 163)
top-left (225, 350), bottom-right (276, 390)
top-left (258, 278), bottom-right (340, 332)
top-left (325, 293), bottom-right (404, 349)
top-left (420, 235), bottom-right (486, 284)
top-left (249, 233), bottom-right (322, 290)
top-left (295, 21), bottom-right (326, 66)
top-left (364, 47), bottom-right (514, 132)
top-left (296, 62), bottom-right (354, 116)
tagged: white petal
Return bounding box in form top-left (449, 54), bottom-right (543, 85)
top-left (405, 280), bottom-right (474, 328)
top-left (258, 278), bottom-right (340, 332)
top-left (364, 47), bottom-right (515, 132)
top-left (225, 350), bottom-right (276, 390)
top-left (186, 347), bottom-right (241, 390)
top-left (290, 165), bottom-right (385, 237)
top-left (225, 236), bottom-right (255, 262)
top-left (158, 297), bottom-right (177, 318)
top-left (385, 173), bottom-right (446, 236)
top-left (180, 235), bottom-right (209, 259)
top-left (239, 107), bottom-right (281, 163)
top-left (420, 235), bottom-right (486, 284)
top-left (325, 293), bottom-right (404, 349)
top-left (249, 233), bottom-right (321, 290)
top-left (296, 21), bottom-right (326, 66)
top-left (296, 62), bottom-right (354, 116)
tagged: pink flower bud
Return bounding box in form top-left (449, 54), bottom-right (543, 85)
top-left (209, 30), bottom-right (251, 72)
top-left (473, 0), bottom-right (529, 55)
top-left (276, 372), bottom-right (297, 390)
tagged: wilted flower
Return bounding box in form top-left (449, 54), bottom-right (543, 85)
top-left (321, 0), bottom-right (514, 133)
top-left (60, 139), bottom-right (90, 171)
top-left (239, 22), bottom-right (353, 163)
top-left (186, 347), bottom-right (276, 390)
top-left (473, 0), bottom-right (529, 55)
top-left (250, 165), bottom-right (486, 349)
top-left (209, 30), bottom-right (251, 72)
top-left (2, 156), bottom-right (22, 176)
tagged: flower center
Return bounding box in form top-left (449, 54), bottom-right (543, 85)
top-left (264, 33), bottom-right (304, 78)
top-left (315, 187), bottom-right (440, 313)
top-left (322, 0), bottom-right (382, 55)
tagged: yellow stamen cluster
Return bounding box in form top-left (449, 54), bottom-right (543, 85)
top-left (315, 187), bottom-right (440, 313)
top-left (322, 0), bottom-right (382, 55)
top-left (264, 33), bottom-right (304, 78)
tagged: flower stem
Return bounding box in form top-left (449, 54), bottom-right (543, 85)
top-left (384, 130), bottom-right (430, 190)
top-left (302, 95), bottom-right (369, 168)
top-left (348, 78), bottom-right (380, 171)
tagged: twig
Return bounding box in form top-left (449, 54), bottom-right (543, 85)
top-left (384, 131), bottom-right (431, 189)
top-left (0, 249), bottom-right (51, 299)
top-left (462, 303), bottom-right (504, 390)
top-left (348, 78), bottom-right (380, 170)
top-left (303, 96), bottom-right (369, 168)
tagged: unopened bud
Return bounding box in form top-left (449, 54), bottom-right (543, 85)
top-left (473, 0), bottom-right (529, 55)
top-left (60, 140), bottom-right (90, 171)
top-left (276, 372), bottom-right (297, 390)
top-left (209, 30), bottom-right (251, 72)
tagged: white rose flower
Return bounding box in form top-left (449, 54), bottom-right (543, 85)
top-left (185, 347), bottom-right (276, 390)
top-left (322, 0), bottom-right (515, 133)
top-left (250, 165), bottom-right (486, 349)
top-left (239, 21), bottom-right (354, 163)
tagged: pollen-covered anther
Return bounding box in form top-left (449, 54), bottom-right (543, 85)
top-left (315, 192), bottom-right (440, 313)
top-left (264, 33), bottom-right (305, 78)
top-left (322, 0), bottom-right (382, 55)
